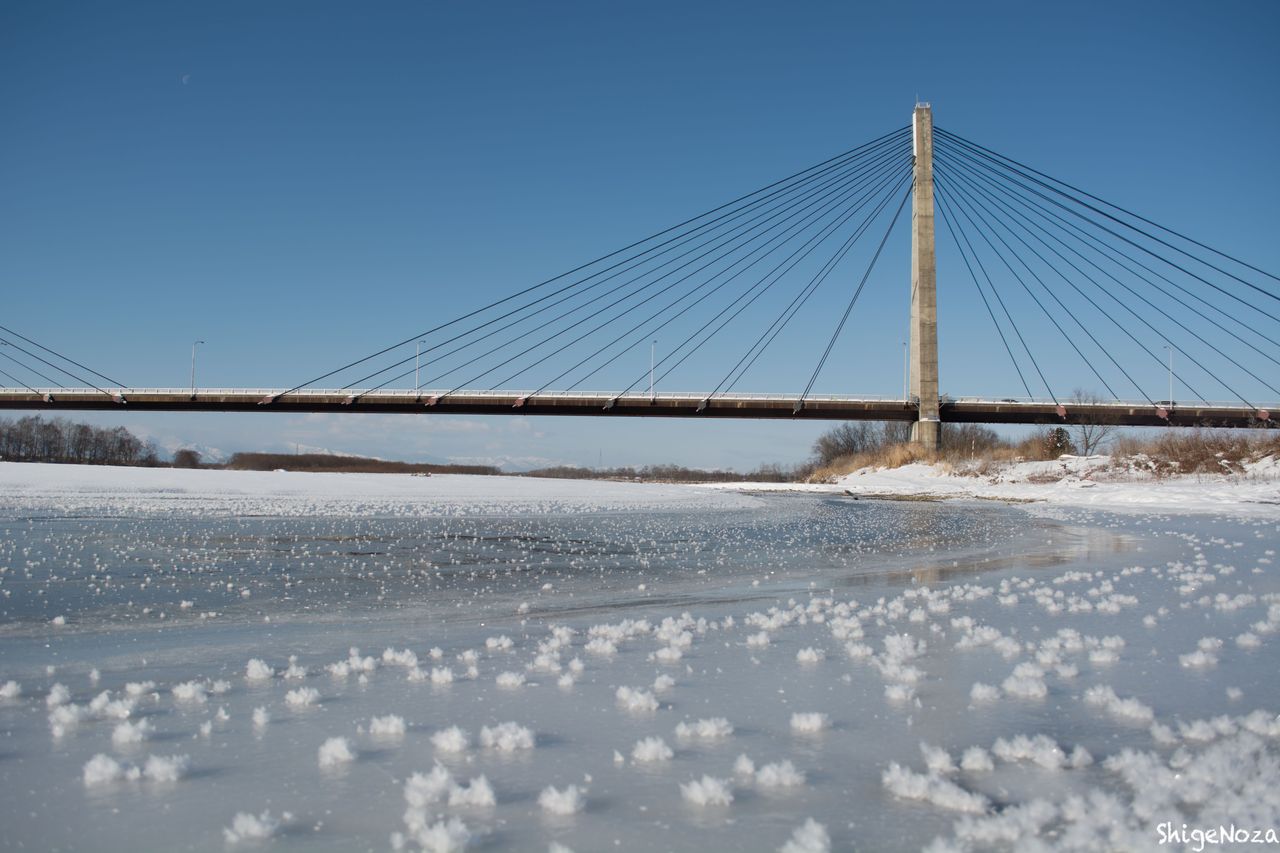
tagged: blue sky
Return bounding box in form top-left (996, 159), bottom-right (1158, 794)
top-left (3, 1), bottom-right (1278, 468)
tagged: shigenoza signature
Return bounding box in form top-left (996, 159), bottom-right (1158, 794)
top-left (1156, 823), bottom-right (1280, 851)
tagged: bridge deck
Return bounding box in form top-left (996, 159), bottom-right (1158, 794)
top-left (0, 389), bottom-right (1271, 428)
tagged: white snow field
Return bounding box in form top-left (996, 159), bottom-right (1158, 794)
top-left (0, 461), bottom-right (1278, 851)
top-left (0, 461), bottom-right (759, 518)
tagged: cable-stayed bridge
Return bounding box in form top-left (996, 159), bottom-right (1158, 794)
top-left (2, 105), bottom-right (1277, 445)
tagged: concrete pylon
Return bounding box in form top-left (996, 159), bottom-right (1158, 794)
top-left (909, 103), bottom-right (940, 450)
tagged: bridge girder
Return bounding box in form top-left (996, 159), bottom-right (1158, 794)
top-left (0, 390), bottom-right (1271, 429)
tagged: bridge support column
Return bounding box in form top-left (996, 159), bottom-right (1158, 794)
top-left (909, 102), bottom-right (940, 450)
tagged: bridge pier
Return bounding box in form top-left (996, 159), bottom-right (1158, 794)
top-left (909, 102), bottom-right (940, 450)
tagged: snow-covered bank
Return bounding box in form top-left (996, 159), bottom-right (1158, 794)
top-left (706, 455), bottom-right (1280, 516)
top-left (0, 462), bottom-right (760, 517)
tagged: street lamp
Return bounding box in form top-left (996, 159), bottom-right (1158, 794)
top-left (650, 340), bottom-right (656, 401)
top-left (190, 340), bottom-right (205, 397)
top-left (1163, 344), bottom-right (1174, 405)
top-left (902, 341), bottom-right (908, 401)
top-left (415, 340), bottom-right (426, 392)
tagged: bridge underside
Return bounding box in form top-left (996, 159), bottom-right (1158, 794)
top-left (0, 390), bottom-right (1271, 429)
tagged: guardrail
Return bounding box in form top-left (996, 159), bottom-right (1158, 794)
top-left (0, 388), bottom-right (1274, 410)
top-left (0, 387), bottom-right (907, 403)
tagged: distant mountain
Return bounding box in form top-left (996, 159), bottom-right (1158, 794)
top-left (446, 454), bottom-right (562, 472)
top-left (160, 440), bottom-right (228, 464)
top-left (285, 444), bottom-right (389, 461)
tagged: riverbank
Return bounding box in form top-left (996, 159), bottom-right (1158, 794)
top-left (704, 454), bottom-right (1280, 516)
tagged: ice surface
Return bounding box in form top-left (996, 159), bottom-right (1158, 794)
top-left (0, 463), bottom-right (1277, 851)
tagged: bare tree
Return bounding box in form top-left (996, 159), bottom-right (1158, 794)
top-left (69, 423), bottom-right (94, 462)
top-left (173, 448), bottom-right (202, 469)
top-left (940, 423), bottom-right (1003, 458)
top-left (1069, 389), bottom-right (1119, 456)
top-left (812, 423), bottom-right (880, 466)
top-left (0, 415), bottom-right (157, 467)
top-left (882, 420), bottom-right (914, 446)
top-left (812, 422), bottom-right (915, 466)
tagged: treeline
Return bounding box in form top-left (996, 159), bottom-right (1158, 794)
top-left (802, 416), bottom-right (1280, 480)
top-left (807, 419), bottom-right (1083, 479)
top-left (0, 415), bottom-right (505, 474)
top-left (523, 463), bottom-right (805, 483)
top-left (810, 421), bottom-right (1011, 467)
top-left (0, 415), bottom-right (161, 467)
top-left (224, 452), bottom-right (501, 476)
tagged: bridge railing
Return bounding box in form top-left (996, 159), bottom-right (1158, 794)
top-left (0, 387), bottom-right (908, 403)
top-left (0, 388), bottom-right (1273, 410)
top-left (945, 395), bottom-right (1274, 409)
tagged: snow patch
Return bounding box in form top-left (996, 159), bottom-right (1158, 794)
top-left (790, 712), bottom-right (829, 734)
top-left (432, 726), bottom-right (470, 754)
top-left (680, 775), bottom-right (734, 806)
top-left (318, 736), bottom-right (355, 768)
top-left (479, 721), bottom-right (534, 751)
top-left (779, 818), bottom-right (831, 853)
top-left (224, 811), bottom-right (281, 844)
top-left (631, 736), bottom-right (673, 763)
top-left (675, 717), bottom-right (733, 740)
top-left (538, 784), bottom-right (584, 816)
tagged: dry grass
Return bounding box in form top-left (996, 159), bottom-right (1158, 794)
top-left (961, 448), bottom-right (1027, 478)
top-left (807, 443), bottom-right (941, 482)
top-left (807, 427), bottom-right (1279, 483)
top-left (1110, 428), bottom-right (1280, 477)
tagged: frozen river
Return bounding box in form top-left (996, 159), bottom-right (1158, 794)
top-left (0, 465), bottom-right (1277, 851)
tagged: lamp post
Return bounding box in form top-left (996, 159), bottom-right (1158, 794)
top-left (902, 341), bottom-right (908, 401)
top-left (650, 340), bottom-right (656, 401)
top-left (416, 340), bottom-right (426, 391)
top-left (190, 340), bottom-right (204, 397)
top-left (1163, 345), bottom-right (1173, 405)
